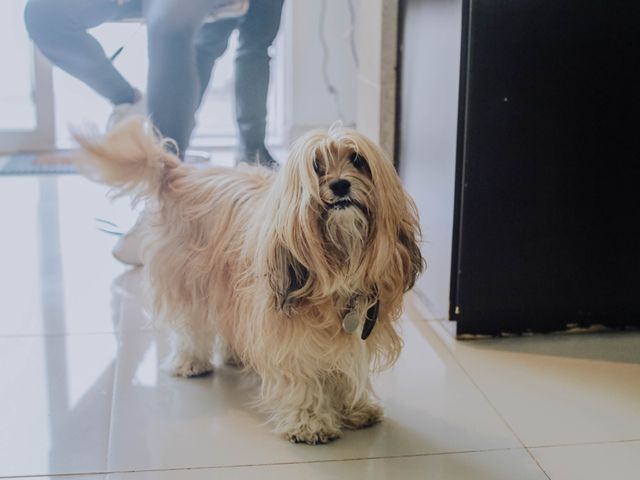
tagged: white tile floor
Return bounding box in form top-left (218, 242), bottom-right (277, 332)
top-left (1, 174), bottom-right (639, 480)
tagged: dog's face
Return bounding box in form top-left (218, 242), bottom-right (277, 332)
top-left (313, 140), bottom-right (374, 257)
top-left (261, 127), bottom-right (424, 310)
top-left (314, 144), bottom-right (371, 214)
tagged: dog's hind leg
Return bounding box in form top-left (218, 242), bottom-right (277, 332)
top-left (163, 323), bottom-right (215, 377)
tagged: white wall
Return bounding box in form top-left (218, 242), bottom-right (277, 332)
top-left (398, 0), bottom-right (463, 321)
top-left (283, 0), bottom-right (358, 141)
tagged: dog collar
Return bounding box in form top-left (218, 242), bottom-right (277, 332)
top-left (361, 299), bottom-right (380, 340)
top-left (341, 296), bottom-right (380, 340)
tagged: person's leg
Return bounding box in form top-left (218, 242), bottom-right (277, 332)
top-left (234, 0), bottom-right (285, 164)
top-left (144, 0), bottom-right (226, 157)
top-left (194, 19), bottom-right (237, 107)
top-left (24, 0), bottom-right (141, 105)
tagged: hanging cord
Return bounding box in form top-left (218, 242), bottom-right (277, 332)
top-left (109, 21), bottom-right (144, 62)
top-left (346, 0), bottom-right (359, 68)
top-left (319, 0), bottom-right (345, 121)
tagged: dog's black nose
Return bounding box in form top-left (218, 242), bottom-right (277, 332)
top-left (330, 179), bottom-right (351, 197)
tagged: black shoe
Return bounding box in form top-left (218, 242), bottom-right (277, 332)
top-left (236, 146), bottom-right (279, 170)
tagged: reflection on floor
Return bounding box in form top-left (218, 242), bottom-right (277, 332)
top-left (0, 173), bottom-right (639, 480)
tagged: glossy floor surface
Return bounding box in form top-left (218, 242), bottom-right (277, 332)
top-left (1, 174), bottom-right (639, 479)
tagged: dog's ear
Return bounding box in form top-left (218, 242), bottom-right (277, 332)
top-left (398, 222), bottom-right (425, 292)
top-left (267, 243), bottom-right (310, 312)
top-left (346, 132), bottom-right (425, 292)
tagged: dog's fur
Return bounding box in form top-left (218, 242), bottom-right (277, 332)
top-left (76, 118), bottom-right (424, 444)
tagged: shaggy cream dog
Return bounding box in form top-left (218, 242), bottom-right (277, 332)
top-left (77, 118), bottom-right (424, 444)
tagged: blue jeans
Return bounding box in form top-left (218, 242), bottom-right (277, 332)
top-left (195, 0), bottom-right (284, 152)
top-left (24, 0), bottom-right (284, 157)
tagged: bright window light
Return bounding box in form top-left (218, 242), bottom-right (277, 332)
top-left (0, 0), bottom-right (36, 131)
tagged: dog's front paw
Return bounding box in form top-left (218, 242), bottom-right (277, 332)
top-left (342, 402), bottom-right (383, 430)
top-left (285, 425), bottom-right (341, 445)
top-left (282, 413), bottom-right (342, 445)
top-left (163, 354), bottom-right (214, 378)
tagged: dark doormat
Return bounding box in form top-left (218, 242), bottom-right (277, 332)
top-left (0, 151), bottom-right (77, 175)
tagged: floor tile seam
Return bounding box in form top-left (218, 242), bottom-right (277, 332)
top-left (423, 320), bottom-right (553, 480)
top-left (0, 330), bottom-right (154, 340)
top-left (424, 323), bottom-right (640, 451)
top-left (412, 316), bottom-right (639, 479)
top-left (422, 318), bottom-right (531, 451)
top-left (523, 447), bottom-right (553, 480)
top-left (526, 437), bottom-right (640, 450)
top-left (0, 447), bottom-right (531, 478)
top-left (106, 301), bottom-right (128, 475)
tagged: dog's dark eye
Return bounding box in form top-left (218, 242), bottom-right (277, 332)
top-left (350, 153), bottom-right (366, 170)
top-left (313, 158), bottom-right (325, 175)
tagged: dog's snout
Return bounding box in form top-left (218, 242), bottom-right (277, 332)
top-left (330, 179), bottom-right (351, 197)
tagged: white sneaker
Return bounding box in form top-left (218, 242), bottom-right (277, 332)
top-left (106, 89), bottom-right (146, 131)
top-left (112, 212), bottom-right (146, 266)
top-left (185, 149), bottom-right (211, 164)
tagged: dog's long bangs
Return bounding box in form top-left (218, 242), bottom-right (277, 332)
top-left (327, 129), bottom-right (391, 186)
top-left (287, 131), bottom-right (329, 201)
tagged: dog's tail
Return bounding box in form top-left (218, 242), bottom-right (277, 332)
top-left (73, 117), bottom-right (181, 202)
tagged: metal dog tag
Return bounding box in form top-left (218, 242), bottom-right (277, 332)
top-left (342, 310), bottom-right (360, 334)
